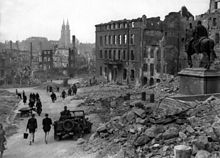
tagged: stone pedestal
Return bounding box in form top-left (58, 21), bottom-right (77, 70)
top-left (178, 68), bottom-right (220, 95)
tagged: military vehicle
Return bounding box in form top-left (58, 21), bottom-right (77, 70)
top-left (54, 110), bottom-right (92, 140)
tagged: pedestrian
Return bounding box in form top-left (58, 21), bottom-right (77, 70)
top-left (61, 90), bottom-right (66, 99)
top-left (22, 90), bottom-right (25, 99)
top-left (26, 114), bottom-right (37, 145)
top-left (42, 114), bottom-right (52, 144)
top-left (50, 92), bottom-right (57, 103)
top-left (0, 124), bottom-right (6, 158)
top-left (72, 84), bottom-right (77, 95)
top-left (23, 95), bottom-right (27, 104)
top-left (35, 93), bottom-right (40, 101)
top-left (36, 99), bottom-right (42, 116)
top-left (68, 88), bottom-right (72, 96)
top-left (57, 86), bottom-right (59, 92)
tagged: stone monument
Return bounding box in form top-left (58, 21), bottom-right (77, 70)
top-left (178, 67), bottom-right (220, 95)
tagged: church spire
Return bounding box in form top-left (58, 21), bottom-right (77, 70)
top-left (66, 19), bottom-right (69, 26)
top-left (66, 19), bottom-right (69, 30)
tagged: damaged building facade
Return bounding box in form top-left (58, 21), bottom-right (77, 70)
top-left (95, 7), bottom-right (194, 86)
top-left (95, 18), bottom-right (143, 85)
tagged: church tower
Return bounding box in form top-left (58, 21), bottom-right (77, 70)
top-left (65, 19), bottom-right (71, 48)
top-left (59, 19), bottom-right (71, 48)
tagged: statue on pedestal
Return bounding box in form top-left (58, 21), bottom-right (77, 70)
top-left (185, 20), bottom-right (217, 69)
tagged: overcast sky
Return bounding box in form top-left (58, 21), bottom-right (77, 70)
top-left (0, 0), bottom-right (210, 43)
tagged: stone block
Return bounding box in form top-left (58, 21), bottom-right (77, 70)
top-left (178, 68), bottom-right (220, 95)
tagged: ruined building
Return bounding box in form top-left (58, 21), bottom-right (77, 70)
top-left (95, 6), bottom-right (193, 86)
top-left (59, 20), bottom-right (71, 49)
top-left (95, 17), bottom-right (144, 85)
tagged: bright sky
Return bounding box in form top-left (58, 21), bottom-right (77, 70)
top-left (0, 0), bottom-right (210, 43)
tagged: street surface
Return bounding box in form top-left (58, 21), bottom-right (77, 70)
top-left (4, 87), bottom-right (96, 158)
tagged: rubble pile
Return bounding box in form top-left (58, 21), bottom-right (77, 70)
top-left (82, 96), bottom-right (220, 158)
top-left (0, 90), bottom-right (19, 136)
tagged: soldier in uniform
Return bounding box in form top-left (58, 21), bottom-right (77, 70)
top-left (59, 106), bottom-right (71, 120)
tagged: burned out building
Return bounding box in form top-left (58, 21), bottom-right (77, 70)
top-left (142, 16), bottom-right (163, 85)
top-left (95, 9), bottom-right (193, 86)
top-left (39, 50), bottom-right (53, 71)
top-left (95, 16), bottom-right (149, 85)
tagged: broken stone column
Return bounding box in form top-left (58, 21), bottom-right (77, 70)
top-left (174, 145), bottom-right (192, 158)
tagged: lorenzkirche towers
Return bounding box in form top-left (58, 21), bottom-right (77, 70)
top-left (59, 19), bottom-right (71, 48)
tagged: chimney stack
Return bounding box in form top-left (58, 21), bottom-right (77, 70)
top-left (9, 41), bottom-right (13, 50)
top-left (16, 41), bottom-right (19, 50)
top-left (72, 35), bottom-right (75, 48)
top-left (30, 42), bottom-right (33, 67)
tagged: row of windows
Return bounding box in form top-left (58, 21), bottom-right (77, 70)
top-left (101, 22), bottom-right (135, 30)
top-left (143, 47), bottom-right (158, 58)
top-left (99, 49), bottom-right (135, 60)
top-left (99, 34), bottom-right (134, 46)
top-left (99, 66), bottom-right (135, 81)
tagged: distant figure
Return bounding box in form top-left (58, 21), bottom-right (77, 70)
top-left (0, 123), bottom-right (6, 158)
top-left (59, 106), bottom-right (71, 120)
top-left (42, 114), bottom-right (52, 144)
top-left (36, 99), bottom-right (42, 116)
top-left (50, 92), bottom-right (57, 103)
top-left (57, 86), bottom-right (60, 92)
top-left (22, 90), bottom-right (25, 99)
top-left (61, 90), bottom-right (66, 99)
top-left (23, 95), bottom-right (27, 104)
top-left (17, 93), bottom-right (22, 99)
top-left (49, 86), bottom-right (53, 92)
top-left (35, 93), bottom-right (40, 101)
top-left (68, 88), bottom-right (72, 96)
top-left (15, 89), bottom-right (18, 95)
top-left (72, 84), bottom-right (77, 95)
top-left (46, 86), bottom-right (49, 92)
top-left (26, 114), bottom-right (37, 145)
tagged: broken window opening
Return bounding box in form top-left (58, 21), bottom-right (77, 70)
top-left (213, 18), bottom-right (217, 26)
top-left (100, 66), bottom-right (103, 76)
top-left (123, 69), bottom-right (127, 80)
top-left (113, 50), bottom-right (116, 60)
top-left (130, 34), bottom-right (134, 44)
top-left (123, 50), bottom-right (126, 60)
top-left (150, 64), bottom-right (154, 76)
top-left (131, 50), bottom-right (134, 60)
top-left (99, 50), bottom-right (103, 58)
top-left (100, 36), bottom-right (103, 46)
top-left (150, 47), bottom-right (154, 58)
top-left (118, 50), bottom-right (121, 60)
top-left (109, 50), bottom-right (112, 59)
top-left (130, 70), bottom-right (135, 81)
top-left (105, 50), bottom-right (108, 59)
